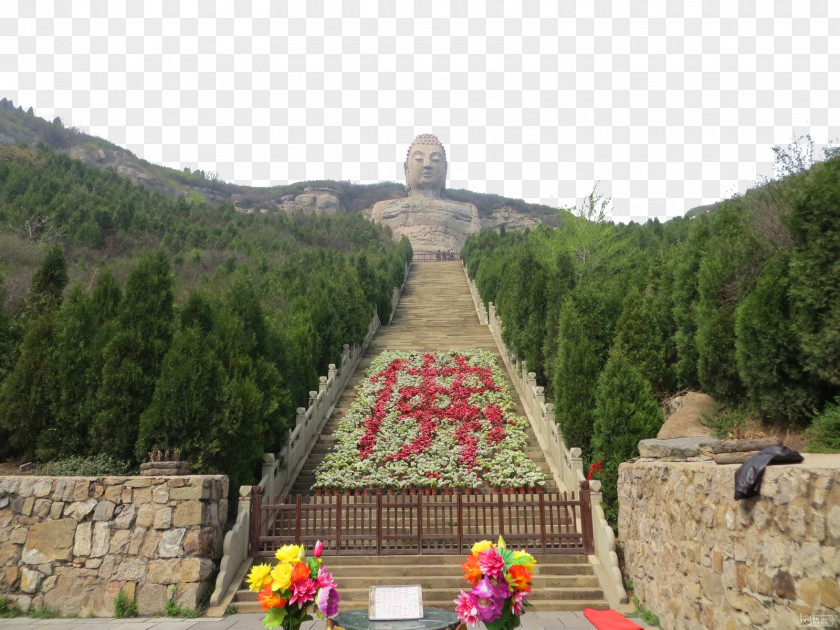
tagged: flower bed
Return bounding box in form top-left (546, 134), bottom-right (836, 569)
top-left (314, 350), bottom-right (546, 489)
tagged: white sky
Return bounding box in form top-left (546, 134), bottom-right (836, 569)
top-left (2, 0), bottom-right (839, 223)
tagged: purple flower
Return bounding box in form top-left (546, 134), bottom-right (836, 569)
top-left (317, 585), bottom-right (340, 618)
top-left (471, 577), bottom-right (504, 623)
top-left (487, 575), bottom-right (510, 599)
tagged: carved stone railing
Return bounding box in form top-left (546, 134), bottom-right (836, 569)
top-left (461, 262), bottom-right (627, 608)
top-left (209, 266), bottom-right (411, 613)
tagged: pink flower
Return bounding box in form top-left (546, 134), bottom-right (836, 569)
top-left (314, 540), bottom-right (323, 558)
top-left (511, 589), bottom-right (529, 615)
top-left (478, 547), bottom-right (505, 578)
top-left (454, 589), bottom-right (480, 626)
top-left (314, 567), bottom-right (336, 590)
top-left (316, 585), bottom-right (340, 618)
top-left (289, 578), bottom-right (317, 608)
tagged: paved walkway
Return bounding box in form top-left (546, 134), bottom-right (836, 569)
top-left (0, 611), bottom-right (651, 629)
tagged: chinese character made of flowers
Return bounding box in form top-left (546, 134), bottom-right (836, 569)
top-left (314, 350), bottom-right (546, 490)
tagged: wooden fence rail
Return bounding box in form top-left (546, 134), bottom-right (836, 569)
top-left (250, 487), bottom-right (593, 557)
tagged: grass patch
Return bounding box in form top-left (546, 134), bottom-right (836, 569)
top-left (632, 596), bottom-right (660, 627)
top-left (113, 589), bottom-right (138, 619)
top-left (163, 588), bottom-right (201, 619)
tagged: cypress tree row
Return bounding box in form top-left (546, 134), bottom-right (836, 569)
top-left (93, 251), bottom-right (174, 461)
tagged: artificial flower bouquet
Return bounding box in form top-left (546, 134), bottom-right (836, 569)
top-left (455, 537), bottom-right (535, 630)
top-left (246, 541), bottom-right (340, 629)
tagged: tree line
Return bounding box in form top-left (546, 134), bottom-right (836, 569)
top-left (0, 145), bottom-right (413, 496)
top-left (462, 152), bottom-right (840, 523)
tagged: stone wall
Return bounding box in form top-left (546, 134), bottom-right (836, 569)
top-left (0, 474), bottom-right (228, 616)
top-left (618, 457), bottom-right (840, 629)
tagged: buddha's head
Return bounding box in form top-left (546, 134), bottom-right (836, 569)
top-left (404, 134), bottom-right (447, 197)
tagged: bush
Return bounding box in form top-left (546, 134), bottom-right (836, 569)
top-left (806, 398), bottom-right (840, 453)
top-left (34, 454), bottom-right (132, 476)
top-left (113, 590), bottom-right (138, 618)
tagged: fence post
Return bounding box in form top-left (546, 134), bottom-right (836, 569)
top-left (538, 491), bottom-right (547, 553)
top-left (417, 493), bottom-right (423, 555)
top-left (579, 481), bottom-right (594, 554)
top-left (376, 491), bottom-right (382, 556)
top-left (456, 490), bottom-right (463, 554)
top-left (336, 494), bottom-right (342, 555)
top-left (249, 485), bottom-right (262, 557)
top-left (497, 492), bottom-right (505, 538)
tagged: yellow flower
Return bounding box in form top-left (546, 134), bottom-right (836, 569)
top-left (497, 535), bottom-right (506, 549)
top-left (275, 544), bottom-right (304, 564)
top-left (471, 540), bottom-right (494, 555)
top-left (246, 563), bottom-right (273, 593)
top-left (513, 550), bottom-right (536, 571)
top-left (270, 562), bottom-right (293, 592)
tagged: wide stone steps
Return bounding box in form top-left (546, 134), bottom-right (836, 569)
top-left (289, 263), bottom-right (559, 496)
top-left (230, 554), bottom-right (608, 613)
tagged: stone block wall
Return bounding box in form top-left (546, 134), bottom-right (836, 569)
top-left (0, 474), bottom-right (228, 616)
top-left (618, 458), bottom-right (840, 629)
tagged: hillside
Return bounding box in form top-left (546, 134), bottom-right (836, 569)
top-left (0, 98), bottom-right (560, 227)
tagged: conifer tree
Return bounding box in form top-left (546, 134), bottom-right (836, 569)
top-left (553, 301), bottom-right (600, 461)
top-left (39, 285), bottom-right (101, 459)
top-left (787, 155), bottom-right (840, 387)
top-left (25, 244), bottom-right (68, 316)
top-left (591, 346), bottom-right (663, 524)
top-left (0, 311), bottom-right (56, 454)
top-left (736, 255), bottom-right (820, 423)
top-left (614, 286), bottom-right (671, 395)
top-left (93, 251), bottom-right (174, 460)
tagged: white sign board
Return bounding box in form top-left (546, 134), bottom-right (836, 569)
top-left (368, 585), bottom-right (424, 621)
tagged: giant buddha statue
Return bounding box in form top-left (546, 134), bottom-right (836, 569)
top-left (370, 134), bottom-right (481, 254)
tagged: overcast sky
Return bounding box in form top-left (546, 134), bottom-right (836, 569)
top-left (3, 1), bottom-right (839, 223)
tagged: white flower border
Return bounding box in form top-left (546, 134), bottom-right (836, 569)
top-left (314, 349), bottom-right (547, 489)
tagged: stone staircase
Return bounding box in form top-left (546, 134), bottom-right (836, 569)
top-left (232, 554), bottom-right (607, 613)
top-left (228, 262), bottom-right (607, 613)
top-left (291, 261), bottom-right (557, 495)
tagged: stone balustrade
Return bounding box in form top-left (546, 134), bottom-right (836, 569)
top-left (0, 474), bottom-right (227, 616)
top-left (462, 262), bottom-right (627, 609)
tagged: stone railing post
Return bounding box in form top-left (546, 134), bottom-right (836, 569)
top-left (528, 372), bottom-right (538, 394)
top-left (296, 407), bottom-right (306, 428)
top-left (319, 376), bottom-right (328, 394)
top-left (261, 454), bottom-right (278, 503)
top-left (308, 391), bottom-right (318, 416)
top-left (535, 385), bottom-right (545, 411)
top-left (328, 363), bottom-right (337, 381)
top-left (545, 402), bottom-right (555, 424)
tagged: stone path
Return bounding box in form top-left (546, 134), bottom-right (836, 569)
top-left (0, 610), bottom-right (651, 629)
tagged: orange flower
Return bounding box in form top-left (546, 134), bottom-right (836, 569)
top-left (507, 565), bottom-right (532, 592)
top-left (462, 553), bottom-right (483, 585)
top-left (291, 561), bottom-right (312, 584)
top-left (258, 584), bottom-right (287, 611)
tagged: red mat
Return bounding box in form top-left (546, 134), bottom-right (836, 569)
top-left (583, 608), bottom-right (643, 630)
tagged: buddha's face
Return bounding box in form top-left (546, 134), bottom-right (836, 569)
top-left (406, 143), bottom-right (446, 193)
